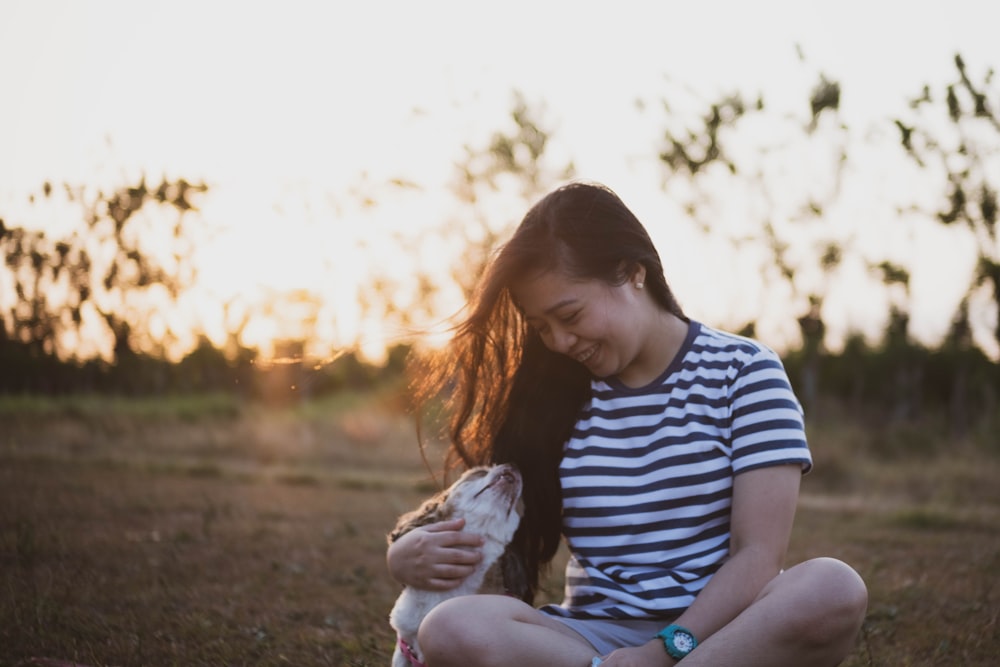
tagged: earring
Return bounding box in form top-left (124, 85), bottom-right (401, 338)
top-left (635, 282), bottom-right (644, 289)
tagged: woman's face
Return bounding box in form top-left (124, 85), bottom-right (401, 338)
top-left (511, 267), bottom-right (652, 383)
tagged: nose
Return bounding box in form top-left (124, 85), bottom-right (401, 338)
top-left (496, 465), bottom-right (520, 486)
top-left (546, 326), bottom-right (578, 354)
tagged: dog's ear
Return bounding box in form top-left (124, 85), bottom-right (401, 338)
top-left (387, 491), bottom-right (454, 544)
top-left (500, 547), bottom-right (532, 603)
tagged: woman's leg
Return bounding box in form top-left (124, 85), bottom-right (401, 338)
top-left (418, 594), bottom-right (598, 667)
top-left (419, 558), bottom-right (866, 667)
top-left (683, 557), bottom-right (868, 667)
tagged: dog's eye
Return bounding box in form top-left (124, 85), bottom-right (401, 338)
top-left (467, 469), bottom-right (488, 479)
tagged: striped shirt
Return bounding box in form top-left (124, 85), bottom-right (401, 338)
top-left (541, 321), bottom-right (812, 620)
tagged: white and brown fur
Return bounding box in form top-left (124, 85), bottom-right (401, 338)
top-left (387, 463), bottom-right (526, 667)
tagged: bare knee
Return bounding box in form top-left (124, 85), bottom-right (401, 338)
top-left (418, 596), bottom-right (511, 667)
top-left (418, 597), bottom-right (475, 664)
top-left (788, 557), bottom-right (868, 647)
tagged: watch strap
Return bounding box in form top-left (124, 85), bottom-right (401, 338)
top-left (656, 624), bottom-right (698, 660)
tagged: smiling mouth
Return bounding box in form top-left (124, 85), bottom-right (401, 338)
top-left (576, 344), bottom-right (597, 364)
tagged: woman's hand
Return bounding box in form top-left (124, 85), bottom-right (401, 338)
top-left (386, 517), bottom-right (485, 590)
top-left (596, 639), bottom-right (675, 667)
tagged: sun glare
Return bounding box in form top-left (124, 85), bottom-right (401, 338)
top-left (2, 1), bottom-right (999, 364)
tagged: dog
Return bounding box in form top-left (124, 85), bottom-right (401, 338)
top-left (387, 463), bottom-right (526, 667)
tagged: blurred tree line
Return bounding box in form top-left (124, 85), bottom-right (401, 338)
top-left (0, 54), bottom-right (997, 436)
top-left (653, 52), bottom-right (999, 438)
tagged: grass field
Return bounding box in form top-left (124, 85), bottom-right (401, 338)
top-left (1, 392), bottom-right (997, 666)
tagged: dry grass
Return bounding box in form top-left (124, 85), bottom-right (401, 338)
top-left (0, 394), bottom-right (997, 666)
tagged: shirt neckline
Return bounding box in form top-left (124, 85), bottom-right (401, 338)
top-left (603, 319), bottom-right (701, 394)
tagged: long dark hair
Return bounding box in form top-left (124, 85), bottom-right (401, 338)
top-left (412, 181), bottom-right (684, 601)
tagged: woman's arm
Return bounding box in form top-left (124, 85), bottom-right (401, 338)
top-left (386, 517), bottom-right (486, 590)
top-left (599, 464), bottom-right (802, 666)
top-left (673, 463), bottom-right (801, 638)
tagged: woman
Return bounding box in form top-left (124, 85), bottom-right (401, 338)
top-left (387, 182), bottom-right (867, 666)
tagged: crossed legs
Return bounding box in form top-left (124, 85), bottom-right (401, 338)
top-left (417, 557), bottom-right (867, 667)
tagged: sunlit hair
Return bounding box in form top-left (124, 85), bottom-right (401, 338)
top-left (411, 181), bottom-right (684, 601)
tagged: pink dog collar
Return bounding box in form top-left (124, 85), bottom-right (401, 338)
top-left (398, 636), bottom-right (427, 667)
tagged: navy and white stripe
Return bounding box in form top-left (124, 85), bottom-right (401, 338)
top-left (542, 321), bottom-right (811, 620)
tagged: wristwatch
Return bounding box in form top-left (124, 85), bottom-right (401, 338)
top-left (655, 624), bottom-right (698, 660)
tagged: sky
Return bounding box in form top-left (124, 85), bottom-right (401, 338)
top-left (1, 0), bottom-right (998, 360)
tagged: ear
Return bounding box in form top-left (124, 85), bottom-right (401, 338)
top-left (387, 491), bottom-right (452, 543)
top-left (629, 262), bottom-right (647, 288)
top-left (617, 260), bottom-right (646, 288)
top-left (500, 547), bottom-right (531, 602)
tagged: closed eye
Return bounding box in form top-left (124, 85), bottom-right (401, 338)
top-left (559, 309), bottom-right (582, 324)
top-left (524, 317), bottom-right (548, 335)
top-left (528, 311), bottom-right (579, 336)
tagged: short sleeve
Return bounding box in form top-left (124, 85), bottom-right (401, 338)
top-left (729, 348), bottom-right (812, 474)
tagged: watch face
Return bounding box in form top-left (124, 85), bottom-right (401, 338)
top-left (658, 624), bottom-right (697, 659)
top-left (673, 630), bottom-right (695, 653)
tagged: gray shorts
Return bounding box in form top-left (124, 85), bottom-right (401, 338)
top-left (544, 614), bottom-right (672, 657)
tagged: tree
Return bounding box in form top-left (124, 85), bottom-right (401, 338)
top-left (351, 91), bottom-right (575, 357)
top-left (894, 54), bottom-right (1000, 355)
top-left (0, 175), bottom-right (208, 369)
top-left (654, 65), bottom-right (852, 411)
top-left (445, 90), bottom-right (576, 299)
top-left (871, 260), bottom-right (923, 421)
